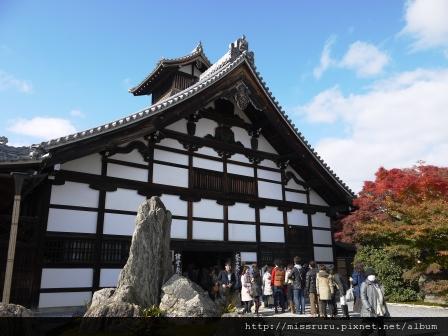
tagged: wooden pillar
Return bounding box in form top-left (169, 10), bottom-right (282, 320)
top-left (2, 173), bottom-right (26, 304)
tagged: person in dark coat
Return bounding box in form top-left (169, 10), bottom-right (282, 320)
top-left (328, 265), bottom-right (349, 318)
top-left (251, 264), bottom-right (263, 316)
top-left (351, 262), bottom-right (366, 314)
top-left (288, 256), bottom-right (307, 314)
top-left (305, 261), bottom-right (319, 317)
top-left (217, 262), bottom-right (236, 299)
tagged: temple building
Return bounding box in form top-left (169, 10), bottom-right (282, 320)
top-left (0, 37), bottom-right (354, 309)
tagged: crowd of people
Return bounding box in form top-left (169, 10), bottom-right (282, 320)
top-left (185, 258), bottom-right (389, 318)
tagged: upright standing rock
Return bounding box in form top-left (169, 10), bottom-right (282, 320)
top-left (113, 196), bottom-right (173, 308)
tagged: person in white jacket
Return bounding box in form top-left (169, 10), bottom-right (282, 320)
top-left (241, 265), bottom-right (253, 314)
top-left (262, 266), bottom-right (273, 307)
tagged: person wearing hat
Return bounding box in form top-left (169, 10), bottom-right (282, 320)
top-left (360, 268), bottom-right (390, 318)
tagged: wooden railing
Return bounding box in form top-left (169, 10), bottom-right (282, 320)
top-left (192, 168), bottom-right (256, 196)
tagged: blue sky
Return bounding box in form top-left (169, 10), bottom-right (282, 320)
top-left (1, 0), bottom-right (448, 192)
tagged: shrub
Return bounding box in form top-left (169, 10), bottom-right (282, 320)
top-left (141, 305), bottom-right (165, 317)
top-left (354, 245), bottom-right (420, 302)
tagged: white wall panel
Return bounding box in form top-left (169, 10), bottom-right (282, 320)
top-left (230, 153), bottom-right (251, 163)
top-left (103, 213), bottom-right (135, 236)
top-left (227, 163), bottom-right (253, 177)
top-left (285, 191), bottom-right (307, 203)
top-left (50, 182), bottom-right (99, 208)
top-left (171, 219), bottom-right (187, 239)
top-left (105, 188), bottom-right (146, 212)
top-left (286, 178), bottom-right (306, 191)
top-left (232, 126), bottom-right (251, 148)
top-left (193, 199), bottom-right (223, 219)
top-left (39, 292), bottom-right (92, 308)
top-left (260, 226), bottom-right (285, 243)
top-left (259, 206), bottom-right (283, 224)
top-left (193, 221), bottom-right (223, 240)
top-left (41, 268), bottom-right (93, 288)
top-left (154, 149), bottom-right (188, 165)
top-left (196, 146), bottom-right (219, 157)
top-left (153, 163), bottom-right (189, 187)
top-left (61, 153), bottom-right (101, 175)
top-left (228, 202), bottom-right (255, 221)
top-left (165, 119), bottom-right (187, 133)
top-left (160, 194), bottom-right (187, 216)
top-left (47, 208), bottom-right (97, 233)
top-left (258, 181), bottom-right (283, 200)
top-left (287, 209), bottom-right (308, 226)
top-left (258, 135), bottom-right (278, 154)
top-left (158, 138), bottom-right (185, 150)
top-left (258, 169), bottom-right (282, 182)
top-left (229, 224), bottom-right (256, 242)
top-left (240, 252), bottom-right (257, 262)
top-left (109, 148), bottom-right (146, 165)
top-left (314, 246), bottom-right (334, 262)
top-left (107, 163), bottom-right (148, 182)
top-left (100, 268), bottom-right (121, 287)
top-left (193, 157), bottom-right (223, 172)
top-left (259, 159), bottom-right (278, 169)
top-left (312, 229), bottom-right (332, 245)
top-left (195, 118), bottom-right (218, 138)
top-left (312, 212), bottom-right (331, 228)
top-left (310, 189), bottom-right (328, 206)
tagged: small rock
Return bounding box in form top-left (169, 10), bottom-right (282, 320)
top-left (89, 288), bottom-right (115, 309)
top-left (0, 303), bottom-right (33, 317)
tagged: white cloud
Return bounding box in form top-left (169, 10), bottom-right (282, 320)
top-left (401, 0), bottom-right (448, 50)
top-left (313, 36), bottom-right (336, 79)
top-left (8, 117), bottom-right (76, 140)
top-left (297, 68), bottom-right (448, 193)
top-left (70, 109), bottom-right (85, 118)
top-left (0, 70), bottom-right (33, 93)
top-left (339, 41), bottom-right (390, 77)
top-left (313, 39), bottom-right (389, 79)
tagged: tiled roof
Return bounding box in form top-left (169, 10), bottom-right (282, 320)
top-left (128, 42), bottom-right (212, 95)
top-left (7, 36), bottom-right (354, 197)
top-left (0, 143), bottom-right (33, 162)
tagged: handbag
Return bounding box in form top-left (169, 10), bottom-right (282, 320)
top-left (345, 287), bottom-right (354, 302)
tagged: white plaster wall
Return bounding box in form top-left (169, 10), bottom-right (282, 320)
top-left (158, 138), bottom-right (185, 150)
top-left (171, 219), bottom-right (187, 239)
top-left (47, 208), bottom-right (97, 234)
top-left (309, 189), bottom-right (329, 206)
top-left (227, 163), bottom-right (253, 177)
top-left (258, 181), bottom-right (283, 200)
top-left (107, 163), bottom-right (148, 182)
top-left (109, 148), bottom-right (147, 165)
top-left (154, 149), bottom-right (188, 166)
top-left (286, 167), bottom-right (305, 181)
top-left (313, 246), bottom-right (334, 262)
top-left (230, 153), bottom-right (251, 163)
top-left (286, 178), bottom-right (306, 191)
top-left (100, 268), bottom-right (121, 287)
top-left (103, 213), bottom-right (136, 236)
top-left (165, 119), bottom-right (187, 133)
top-left (228, 202), bottom-right (255, 221)
top-left (61, 153), bottom-right (101, 175)
top-left (258, 169), bottom-right (282, 182)
top-left (260, 226), bottom-right (284, 243)
top-left (193, 199), bottom-right (223, 219)
top-left (192, 221), bottom-right (223, 240)
top-left (196, 146), bottom-right (219, 157)
top-left (38, 292), bottom-right (92, 308)
top-left (193, 157), bottom-right (223, 172)
top-left (50, 182), bottom-right (99, 208)
top-left (312, 229), bottom-right (332, 245)
top-left (105, 188), bottom-right (146, 212)
top-left (240, 252), bottom-right (257, 262)
top-left (153, 163), bottom-right (189, 187)
top-left (195, 118), bottom-right (218, 138)
top-left (259, 159), bottom-right (278, 169)
top-left (285, 191), bottom-right (308, 203)
top-left (312, 212), bottom-right (331, 228)
top-left (259, 206), bottom-right (283, 224)
top-left (287, 209), bottom-right (308, 226)
top-left (258, 135), bottom-right (278, 154)
top-left (232, 126), bottom-right (251, 148)
top-left (160, 194), bottom-right (187, 217)
top-left (40, 268), bottom-right (93, 288)
top-left (229, 224), bottom-right (256, 242)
